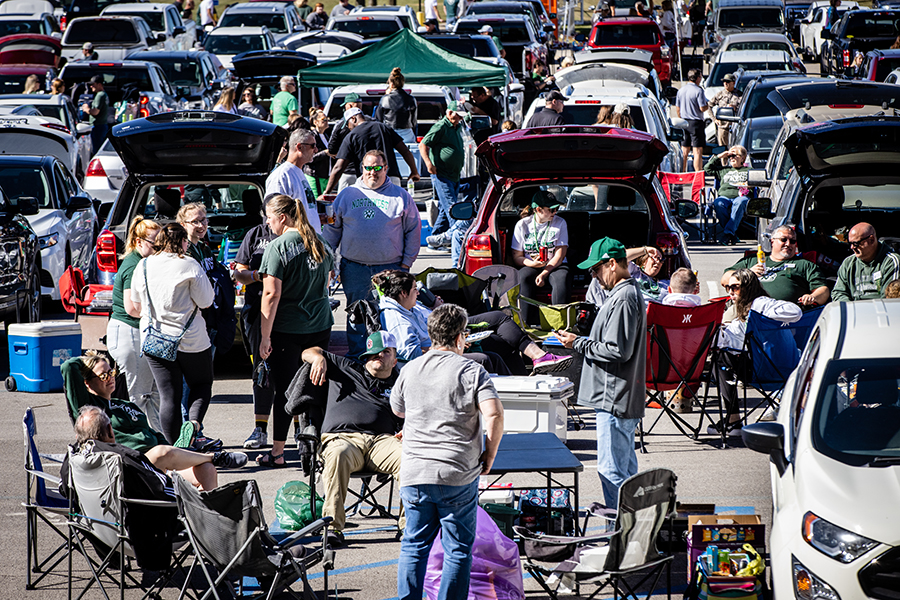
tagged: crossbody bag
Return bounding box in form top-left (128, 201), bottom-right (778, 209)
top-left (141, 260), bottom-right (198, 362)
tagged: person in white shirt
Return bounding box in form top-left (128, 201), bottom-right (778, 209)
top-left (199, 0), bottom-right (215, 27)
top-left (662, 267), bottom-right (701, 307)
top-left (424, 0), bottom-right (443, 28)
top-left (265, 129), bottom-right (319, 228)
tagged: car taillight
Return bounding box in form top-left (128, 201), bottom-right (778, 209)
top-left (138, 94), bottom-right (150, 118)
top-left (843, 49), bottom-right (850, 67)
top-left (464, 234), bottom-right (493, 273)
top-left (60, 15), bottom-right (66, 29)
top-left (655, 232), bottom-right (681, 256)
top-left (96, 231), bottom-right (118, 273)
top-left (574, 100), bottom-right (601, 104)
top-left (829, 104), bottom-right (863, 108)
top-left (41, 122), bottom-right (70, 134)
top-left (85, 158), bottom-right (107, 178)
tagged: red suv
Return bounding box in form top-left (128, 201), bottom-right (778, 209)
top-left (458, 126), bottom-right (691, 298)
top-left (587, 17), bottom-right (674, 84)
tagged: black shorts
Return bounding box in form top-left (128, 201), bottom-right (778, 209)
top-left (681, 119), bottom-right (705, 148)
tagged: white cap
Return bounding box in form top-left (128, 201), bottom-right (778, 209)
top-left (479, 25), bottom-right (493, 34)
top-left (82, 42), bottom-right (93, 50)
top-left (344, 107), bottom-right (363, 119)
top-left (613, 102), bottom-right (630, 115)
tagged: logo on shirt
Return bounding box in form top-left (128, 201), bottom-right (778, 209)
top-left (364, 208), bottom-right (376, 220)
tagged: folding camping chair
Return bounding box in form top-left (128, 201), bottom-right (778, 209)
top-left (345, 471), bottom-right (398, 525)
top-left (657, 171), bottom-right (715, 243)
top-left (59, 266), bottom-right (113, 320)
top-left (23, 408), bottom-right (70, 590)
top-left (472, 265), bottom-right (520, 313)
top-left (514, 468), bottom-right (677, 600)
top-left (172, 474), bottom-right (335, 600)
top-left (640, 299), bottom-right (728, 453)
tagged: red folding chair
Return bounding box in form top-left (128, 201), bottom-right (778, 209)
top-left (639, 298), bottom-right (728, 453)
top-left (58, 266), bottom-right (113, 320)
top-left (658, 171), bottom-right (715, 243)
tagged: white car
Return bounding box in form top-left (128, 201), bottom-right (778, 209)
top-left (0, 113), bottom-right (87, 183)
top-left (201, 26), bottom-right (276, 70)
top-left (713, 32), bottom-right (804, 68)
top-left (703, 49), bottom-right (796, 102)
top-left (349, 5), bottom-right (418, 29)
top-left (82, 138), bottom-right (124, 206)
top-left (798, 0), bottom-right (859, 60)
top-left (742, 299), bottom-right (900, 600)
top-left (101, 3), bottom-right (198, 52)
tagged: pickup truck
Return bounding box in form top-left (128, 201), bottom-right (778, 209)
top-left (61, 16), bottom-right (163, 62)
top-left (101, 3), bottom-right (198, 52)
top-left (820, 9), bottom-right (900, 75)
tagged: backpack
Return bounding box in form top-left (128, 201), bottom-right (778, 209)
top-left (203, 260), bottom-right (237, 354)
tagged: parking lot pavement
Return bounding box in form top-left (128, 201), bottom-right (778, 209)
top-left (1, 237), bottom-right (775, 599)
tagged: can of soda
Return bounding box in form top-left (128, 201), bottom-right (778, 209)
top-left (539, 246), bottom-right (549, 262)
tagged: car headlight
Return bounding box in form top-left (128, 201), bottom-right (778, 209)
top-left (39, 232), bottom-right (59, 250)
top-left (792, 556), bottom-right (841, 600)
top-left (803, 512), bottom-right (878, 563)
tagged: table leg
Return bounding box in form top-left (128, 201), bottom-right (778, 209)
top-left (574, 471), bottom-right (581, 536)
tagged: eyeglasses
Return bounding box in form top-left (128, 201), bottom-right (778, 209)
top-left (92, 368), bottom-right (118, 382)
top-left (363, 165), bottom-right (385, 172)
top-left (589, 262), bottom-right (605, 276)
top-left (725, 283), bottom-right (741, 293)
top-left (299, 142), bottom-right (317, 148)
top-left (849, 234), bottom-right (873, 249)
top-left (185, 217), bottom-right (208, 225)
top-left (772, 236), bottom-right (797, 244)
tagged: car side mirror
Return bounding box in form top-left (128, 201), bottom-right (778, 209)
top-left (820, 29), bottom-right (833, 39)
top-left (670, 117), bottom-right (688, 129)
top-left (746, 196), bottom-right (774, 219)
top-left (664, 86), bottom-right (678, 100)
top-left (67, 194), bottom-right (93, 216)
top-left (741, 423), bottom-right (788, 476)
top-left (715, 106), bottom-right (739, 122)
top-left (76, 122), bottom-right (93, 137)
top-left (668, 127), bottom-right (685, 143)
top-left (449, 201), bottom-right (476, 221)
top-left (748, 169), bottom-right (771, 188)
top-left (173, 26), bottom-right (186, 36)
top-left (703, 47), bottom-right (713, 56)
top-left (467, 114), bottom-right (492, 131)
top-left (508, 82), bottom-right (524, 93)
top-left (15, 196), bottom-right (40, 216)
top-left (673, 199), bottom-right (698, 219)
top-left (156, 32), bottom-right (167, 43)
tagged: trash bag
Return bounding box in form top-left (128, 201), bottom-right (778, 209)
top-left (274, 481), bottom-right (323, 531)
top-left (424, 505), bottom-right (525, 600)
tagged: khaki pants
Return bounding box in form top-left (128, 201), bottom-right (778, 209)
top-left (716, 125), bottom-right (731, 148)
top-left (320, 432), bottom-right (404, 532)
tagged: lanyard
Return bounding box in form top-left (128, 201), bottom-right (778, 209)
top-left (532, 215), bottom-right (554, 249)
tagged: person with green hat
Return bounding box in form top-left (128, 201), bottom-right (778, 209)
top-left (327, 92), bottom-right (368, 190)
top-left (511, 190), bottom-right (570, 326)
top-left (556, 237), bottom-right (646, 508)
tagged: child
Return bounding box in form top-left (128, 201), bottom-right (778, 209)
top-left (663, 268), bottom-right (701, 307)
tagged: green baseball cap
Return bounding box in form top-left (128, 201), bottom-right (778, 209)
top-left (360, 330), bottom-right (397, 358)
top-left (447, 100), bottom-right (460, 113)
top-left (577, 237), bottom-right (627, 270)
top-left (531, 190), bottom-right (562, 210)
top-left (341, 92), bottom-right (361, 106)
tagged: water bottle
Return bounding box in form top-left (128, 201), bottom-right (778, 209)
top-left (407, 178), bottom-right (415, 196)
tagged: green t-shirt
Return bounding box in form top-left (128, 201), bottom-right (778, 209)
top-left (726, 255), bottom-right (826, 305)
top-left (111, 250), bottom-right (142, 328)
top-left (421, 116), bottom-right (464, 182)
top-left (271, 90), bottom-right (299, 127)
top-left (704, 155), bottom-right (749, 199)
top-left (90, 90), bottom-right (109, 126)
top-left (832, 243), bottom-right (900, 302)
top-left (258, 230), bottom-right (334, 334)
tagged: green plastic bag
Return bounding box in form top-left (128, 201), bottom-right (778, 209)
top-left (274, 480), bottom-right (323, 531)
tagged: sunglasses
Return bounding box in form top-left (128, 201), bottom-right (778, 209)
top-left (849, 234), bottom-right (873, 249)
top-left (93, 368), bottom-right (118, 382)
top-left (772, 237), bottom-right (797, 244)
top-left (363, 165), bottom-right (385, 172)
top-left (725, 283), bottom-right (741, 293)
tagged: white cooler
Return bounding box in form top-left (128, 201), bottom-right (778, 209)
top-left (489, 375), bottom-right (575, 441)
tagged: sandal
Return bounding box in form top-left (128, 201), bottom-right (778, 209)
top-left (256, 451), bottom-right (286, 468)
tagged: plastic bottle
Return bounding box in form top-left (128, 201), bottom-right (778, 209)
top-left (407, 178), bottom-right (415, 196)
top-left (756, 244), bottom-right (765, 265)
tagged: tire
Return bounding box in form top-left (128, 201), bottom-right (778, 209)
top-left (5, 377), bottom-right (16, 392)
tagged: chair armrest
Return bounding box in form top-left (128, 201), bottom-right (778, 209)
top-left (276, 516), bottom-right (333, 549)
top-left (121, 496), bottom-right (177, 508)
top-left (26, 468), bottom-right (62, 487)
top-left (39, 452), bottom-right (66, 464)
top-left (586, 501), bottom-right (617, 521)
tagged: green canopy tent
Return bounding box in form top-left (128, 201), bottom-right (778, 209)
top-left (295, 28), bottom-right (508, 88)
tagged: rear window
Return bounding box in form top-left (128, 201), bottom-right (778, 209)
top-left (746, 122), bottom-right (781, 153)
top-left (498, 183), bottom-right (649, 214)
top-left (148, 58), bottom-right (201, 86)
top-left (455, 21), bottom-right (532, 42)
top-left (0, 20), bottom-right (43, 36)
top-left (0, 74), bottom-right (37, 95)
top-left (62, 67), bottom-right (153, 103)
top-left (875, 56), bottom-right (900, 81)
top-left (591, 24), bottom-right (659, 46)
top-left (204, 34), bottom-right (267, 54)
top-left (725, 41), bottom-right (792, 53)
top-left (330, 18), bottom-right (401, 38)
top-left (0, 166), bottom-right (52, 208)
top-left (220, 12), bottom-right (288, 33)
top-left (29, 104), bottom-right (68, 125)
top-left (708, 60), bottom-right (792, 86)
top-left (842, 13), bottom-right (900, 37)
top-left (559, 104), bottom-right (648, 132)
top-left (65, 19), bottom-right (139, 44)
top-left (119, 11), bottom-right (164, 31)
top-left (427, 37), bottom-right (497, 57)
top-left (326, 93), bottom-right (447, 123)
top-left (743, 86), bottom-right (781, 118)
top-left (718, 7), bottom-right (785, 28)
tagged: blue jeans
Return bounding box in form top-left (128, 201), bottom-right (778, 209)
top-left (595, 410), bottom-right (639, 508)
top-left (398, 480), bottom-right (479, 600)
top-left (713, 194), bottom-right (749, 238)
top-left (90, 122), bottom-right (108, 157)
top-left (341, 257), bottom-right (402, 358)
top-left (430, 174), bottom-right (461, 235)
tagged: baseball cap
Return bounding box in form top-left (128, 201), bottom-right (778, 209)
top-left (531, 190), bottom-right (562, 210)
top-left (577, 237), bottom-right (626, 269)
top-left (722, 73), bottom-right (736, 82)
top-left (478, 25), bottom-right (493, 33)
top-left (82, 42), bottom-right (93, 50)
top-left (89, 75), bottom-right (103, 85)
top-left (447, 100), bottom-right (460, 113)
top-left (546, 90), bottom-right (568, 102)
top-left (341, 92), bottom-right (361, 106)
top-left (361, 331), bottom-right (397, 358)
top-left (344, 107), bottom-right (363, 119)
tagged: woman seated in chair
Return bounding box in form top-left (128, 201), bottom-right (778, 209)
top-left (705, 145), bottom-right (750, 246)
top-left (587, 245), bottom-right (670, 305)
top-left (374, 270), bottom-right (572, 375)
top-left (712, 269), bottom-right (802, 435)
top-left (512, 190), bottom-right (570, 327)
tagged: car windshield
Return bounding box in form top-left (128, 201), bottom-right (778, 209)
top-left (65, 19), bottom-right (139, 44)
top-left (427, 37), bottom-right (497, 57)
top-left (28, 104), bottom-right (68, 125)
top-left (498, 183), bottom-right (649, 214)
top-left (456, 21), bottom-right (532, 42)
top-left (204, 34), bottom-right (266, 54)
top-left (591, 24), bottom-right (659, 46)
top-left (0, 166), bottom-right (52, 208)
top-left (0, 74), bottom-right (37, 95)
top-left (719, 8), bottom-right (785, 28)
top-left (149, 57), bottom-right (201, 86)
top-left (220, 12), bottom-right (288, 33)
top-left (746, 122), bottom-right (781, 152)
top-left (330, 18), bottom-right (401, 38)
top-left (812, 360), bottom-right (900, 465)
top-left (708, 61), bottom-right (792, 86)
top-left (557, 104), bottom-right (649, 132)
top-left (743, 85), bottom-right (783, 118)
top-left (725, 41), bottom-right (792, 53)
top-left (842, 13), bottom-right (900, 37)
top-left (0, 20), bottom-right (43, 36)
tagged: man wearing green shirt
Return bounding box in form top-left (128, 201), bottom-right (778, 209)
top-left (82, 75), bottom-right (109, 156)
top-left (419, 103), bottom-right (464, 249)
top-left (832, 222), bottom-right (900, 301)
top-left (271, 75), bottom-right (299, 127)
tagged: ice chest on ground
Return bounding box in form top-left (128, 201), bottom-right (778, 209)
top-left (7, 321), bottom-right (82, 393)
top-left (687, 514), bottom-right (765, 583)
top-left (489, 375), bottom-right (574, 441)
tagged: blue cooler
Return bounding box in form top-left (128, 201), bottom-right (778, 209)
top-left (8, 321), bottom-right (82, 393)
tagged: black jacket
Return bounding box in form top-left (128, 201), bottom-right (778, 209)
top-left (526, 106), bottom-right (566, 128)
top-left (375, 88), bottom-right (417, 131)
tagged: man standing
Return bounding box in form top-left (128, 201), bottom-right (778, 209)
top-left (419, 103), bottom-right (465, 247)
top-left (265, 129), bottom-right (319, 226)
top-left (323, 150), bottom-right (421, 357)
top-left (707, 73), bottom-right (741, 147)
top-left (82, 75), bottom-right (109, 156)
top-left (271, 76), bottom-right (299, 127)
top-left (526, 90), bottom-right (568, 127)
top-left (467, 86), bottom-right (501, 145)
top-left (424, 0), bottom-right (443, 29)
top-left (675, 68), bottom-right (708, 172)
top-left (199, 0), bottom-right (216, 27)
top-left (556, 238), bottom-right (646, 508)
top-left (832, 222), bottom-right (900, 301)
top-left (327, 93), bottom-right (366, 191)
top-left (331, 0), bottom-right (353, 18)
top-left (306, 2), bottom-right (327, 29)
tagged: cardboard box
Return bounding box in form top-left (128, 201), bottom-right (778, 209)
top-left (687, 515), bottom-right (765, 582)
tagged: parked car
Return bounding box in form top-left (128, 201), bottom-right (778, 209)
top-left (453, 15), bottom-right (547, 78)
top-left (61, 16), bottom-right (162, 63)
top-left (886, 66), bottom-right (900, 83)
top-left (0, 33), bottom-right (62, 68)
top-left (820, 9), bottom-right (900, 76)
top-left (101, 3), bottom-right (197, 52)
top-left (325, 14), bottom-right (405, 40)
top-left (708, 0), bottom-right (787, 45)
top-left (742, 299), bottom-right (900, 600)
top-left (586, 16), bottom-right (674, 84)
top-left (218, 2), bottom-right (305, 44)
top-left (461, 1), bottom-right (553, 40)
top-left (349, 5), bottom-right (418, 30)
top-left (798, 0), bottom-right (859, 61)
top-left (0, 187), bottom-right (41, 325)
top-left (708, 32), bottom-right (804, 71)
top-left (0, 94), bottom-right (93, 180)
top-left (860, 48), bottom-right (900, 81)
top-left (572, 46), bottom-right (675, 108)
top-left (201, 25), bottom-right (277, 70)
top-left (63, 0), bottom-right (148, 29)
top-left (0, 13), bottom-right (60, 38)
top-left (457, 126), bottom-right (692, 292)
top-left (93, 111), bottom-right (285, 287)
top-left (0, 112), bottom-right (90, 182)
top-left (230, 49), bottom-right (319, 120)
top-left (785, 0), bottom-right (813, 42)
top-left (704, 50), bottom-right (797, 102)
top-left (60, 60), bottom-right (184, 120)
top-left (0, 64), bottom-right (57, 95)
top-left (0, 155), bottom-right (96, 299)
top-left (713, 72), bottom-right (812, 142)
top-left (82, 138), bottom-right (124, 207)
top-left (128, 49), bottom-right (229, 109)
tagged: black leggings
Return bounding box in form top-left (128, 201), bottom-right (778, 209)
top-left (269, 328), bottom-right (331, 443)
top-left (242, 309), bottom-right (275, 417)
top-left (518, 265), bottom-right (571, 327)
top-left (716, 349), bottom-right (752, 420)
top-left (469, 311), bottom-right (533, 375)
top-left (146, 348), bottom-right (213, 444)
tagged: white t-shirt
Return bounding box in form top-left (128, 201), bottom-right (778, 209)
top-left (131, 253), bottom-right (215, 354)
top-left (265, 161), bottom-right (318, 227)
top-left (511, 214), bottom-right (569, 263)
top-left (200, 0), bottom-right (215, 25)
top-left (662, 293), bottom-right (701, 307)
top-left (425, 0), bottom-right (440, 20)
top-left (718, 296), bottom-right (802, 350)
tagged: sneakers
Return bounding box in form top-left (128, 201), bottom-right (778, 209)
top-left (426, 232), bottom-right (452, 250)
top-left (191, 435), bottom-right (223, 453)
top-left (759, 406), bottom-right (778, 421)
top-left (532, 353), bottom-right (574, 374)
top-left (244, 426), bottom-right (268, 449)
top-left (212, 450), bottom-right (248, 469)
top-left (718, 233), bottom-right (738, 246)
top-left (707, 420), bottom-right (742, 436)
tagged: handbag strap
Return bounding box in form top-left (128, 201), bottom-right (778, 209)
top-left (142, 259), bottom-right (199, 340)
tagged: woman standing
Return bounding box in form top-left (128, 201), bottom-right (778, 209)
top-left (238, 87), bottom-right (269, 121)
top-left (106, 216), bottom-right (162, 430)
top-left (375, 68), bottom-right (417, 144)
top-left (130, 224), bottom-right (215, 445)
top-left (177, 202), bottom-right (215, 274)
top-left (511, 190), bottom-right (570, 327)
top-left (213, 86), bottom-right (238, 114)
top-left (257, 194), bottom-right (334, 467)
top-left (659, 0), bottom-right (677, 48)
top-left (305, 108), bottom-right (333, 196)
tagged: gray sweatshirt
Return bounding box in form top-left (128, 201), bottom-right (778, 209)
top-left (574, 277), bottom-right (647, 420)
top-left (322, 179), bottom-right (421, 267)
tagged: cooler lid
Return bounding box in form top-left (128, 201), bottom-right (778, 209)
top-left (7, 320), bottom-right (82, 337)
top-left (490, 375), bottom-right (574, 393)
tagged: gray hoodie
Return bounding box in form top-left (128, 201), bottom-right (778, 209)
top-left (574, 277), bottom-right (646, 420)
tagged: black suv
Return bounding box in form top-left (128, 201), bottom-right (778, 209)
top-left (0, 190), bottom-right (41, 326)
top-left (820, 9), bottom-right (900, 75)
